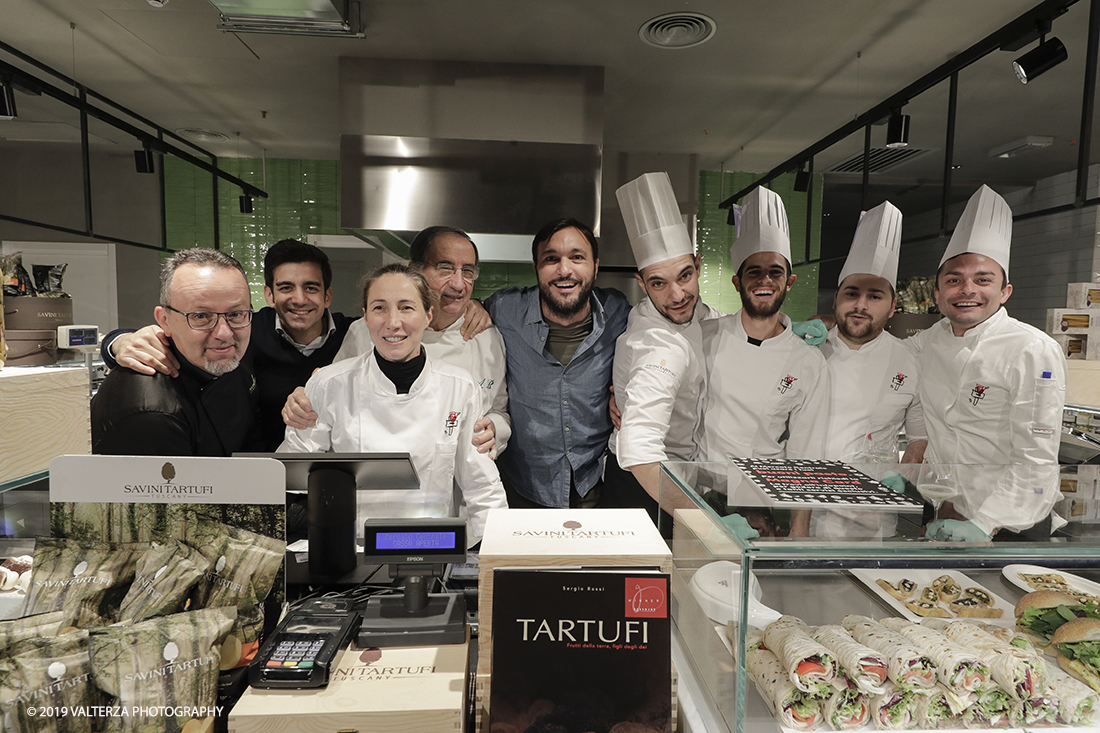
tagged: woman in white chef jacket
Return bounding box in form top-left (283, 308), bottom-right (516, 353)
top-left (278, 263), bottom-right (508, 546)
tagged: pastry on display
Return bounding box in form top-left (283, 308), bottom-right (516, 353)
top-left (874, 578), bottom-right (915, 601)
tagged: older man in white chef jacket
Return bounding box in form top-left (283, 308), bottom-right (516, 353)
top-left (908, 185), bottom-right (1067, 541)
top-left (810, 201), bottom-right (928, 539)
top-left (696, 186), bottom-right (831, 537)
top-left (603, 172), bottom-right (722, 528)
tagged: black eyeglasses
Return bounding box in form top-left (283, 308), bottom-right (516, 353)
top-left (428, 261), bottom-right (480, 283)
top-left (163, 305), bottom-right (253, 330)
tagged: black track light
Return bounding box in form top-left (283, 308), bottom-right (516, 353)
top-left (239, 194), bottom-right (253, 214)
top-left (1013, 37), bottom-right (1068, 84)
top-left (886, 112), bottom-right (910, 148)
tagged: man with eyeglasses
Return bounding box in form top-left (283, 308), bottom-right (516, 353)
top-left (91, 248), bottom-right (262, 456)
top-left (99, 239), bottom-right (357, 450)
top-left (296, 226), bottom-right (509, 455)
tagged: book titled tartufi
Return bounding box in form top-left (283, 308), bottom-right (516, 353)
top-left (489, 567), bottom-right (672, 733)
top-left (731, 458), bottom-right (925, 509)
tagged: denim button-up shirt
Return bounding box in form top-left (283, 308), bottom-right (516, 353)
top-left (487, 286), bottom-right (630, 507)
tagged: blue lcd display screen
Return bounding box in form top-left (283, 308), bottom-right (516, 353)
top-left (375, 531), bottom-right (457, 551)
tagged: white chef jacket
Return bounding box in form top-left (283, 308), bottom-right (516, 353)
top-left (277, 352), bottom-right (508, 545)
top-left (907, 307), bottom-right (1067, 534)
top-left (698, 311), bottom-right (830, 463)
top-left (335, 315), bottom-right (511, 454)
top-left (811, 327), bottom-right (926, 539)
top-left (820, 327), bottom-right (926, 461)
top-left (609, 299), bottom-right (720, 468)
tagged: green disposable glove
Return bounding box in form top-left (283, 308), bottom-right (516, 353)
top-left (791, 319), bottom-right (828, 346)
top-left (881, 471), bottom-right (906, 494)
top-left (926, 519), bottom-right (991, 542)
top-left (721, 512), bottom-right (760, 541)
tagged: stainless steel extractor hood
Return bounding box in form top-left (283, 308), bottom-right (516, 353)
top-left (340, 134), bottom-right (602, 263)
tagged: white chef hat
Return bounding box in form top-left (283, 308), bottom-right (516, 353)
top-left (837, 200), bottom-right (902, 288)
top-left (938, 184), bottom-right (1012, 280)
top-left (616, 172), bottom-right (694, 271)
top-left (730, 186), bottom-right (791, 273)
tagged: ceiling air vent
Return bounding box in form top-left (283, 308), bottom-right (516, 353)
top-left (826, 147), bottom-right (933, 174)
top-left (639, 13), bottom-right (716, 49)
top-left (174, 128), bottom-right (231, 144)
top-left (208, 0), bottom-right (363, 37)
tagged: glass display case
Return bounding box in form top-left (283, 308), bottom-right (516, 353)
top-left (660, 460), bottom-right (1100, 733)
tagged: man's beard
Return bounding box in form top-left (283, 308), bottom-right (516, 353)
top-left (836, 310), bottom-right (884, 344)
top-left (205, 355), bottom-right (241, 375)
top-left (539, 277), bottom-right (595, 319)
top-left (739, 283), bottom-right (786, 319)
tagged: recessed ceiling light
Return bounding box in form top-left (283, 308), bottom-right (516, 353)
top-left (174, 127), bottom-right (231, 144)
top-left (639, 13), bottom-right (716, 49)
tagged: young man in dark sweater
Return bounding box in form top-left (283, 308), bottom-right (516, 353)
top-left (101, 239), bottom-right (355, 450)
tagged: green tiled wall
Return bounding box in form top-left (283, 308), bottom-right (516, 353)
top-left (163, 159), bottom-right (821, 317)
top-left (164, 156), bottom-right (342, 308)
top-left (697, 170), bottom-right (822, 320)
top-left (473, 262), bottom-right (537, 300)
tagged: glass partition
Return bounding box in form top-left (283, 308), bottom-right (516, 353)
top-left (661, 460), bottom-right (1100, 733)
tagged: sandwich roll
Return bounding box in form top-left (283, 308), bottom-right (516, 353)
top-left (823, 683), bottom-right (870, 731)
top-left (810, 624), bottom-right (889, 695)
top-left (764, 616), bottom-right (838, 695)
top-left (1019, 693), bottom-right (1059, 726)
top-left (746, 641), bottom-right (825, 730)
top-left (869, 683), bottom-right (916, 730)
top-left (1045, 662), bottom-right (1100, 725)
top-left (841, 615), bottom-right (937, 689)
top-left (1052, 616), bottom-right (1100, 694)
top-left (914, 685), bottom-right (964, 729)
top-left (961, 687), bottom-right (1015, 729)
top-left (940, 620), bottom-right (1045, 700)
top-left (879, 617), bottom-right (989, 695)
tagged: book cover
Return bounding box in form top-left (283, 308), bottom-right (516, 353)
top-left (489, 567), bottom-right (671, 733)
top-left (731, 458), bottom-right (924, 509)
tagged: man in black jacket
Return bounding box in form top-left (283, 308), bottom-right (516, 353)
top-left (101, 239), bottom-right (356, 450)
top-left (92, 248), bottom-right (261, 456)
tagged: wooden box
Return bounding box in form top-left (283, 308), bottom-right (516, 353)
top-left (475, 508), bottom-right (672, 705)
top-left (229, 642), bottom-right (468, 733)
top-left (0, 366), bottom-right (89, 484)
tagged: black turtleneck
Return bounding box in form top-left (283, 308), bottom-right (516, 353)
top-left (374, 347), bottom-right (426, 394)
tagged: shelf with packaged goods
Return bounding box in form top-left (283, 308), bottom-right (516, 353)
top-left (659, 460), bottom-right (1100, 733)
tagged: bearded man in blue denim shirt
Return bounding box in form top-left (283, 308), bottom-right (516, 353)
top-left (485, 218), bottom-right (630, 508)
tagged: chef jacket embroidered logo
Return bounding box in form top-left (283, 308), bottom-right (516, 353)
top-left (777, 374), bottom-right (797, 394)
top-left (891, 373), bottom-right (907, 391)
top-left (445, 411), bottom-right (460, 436)
top-left (969, 384), bottom-right (987, 406)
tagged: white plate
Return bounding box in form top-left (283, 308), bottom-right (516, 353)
top-left (689, 560), bottom-right (782, 627)
top-left (1002, 563), bottom-right (1100, 599)
top-left (850, 568), bottom-right (1014, 625)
